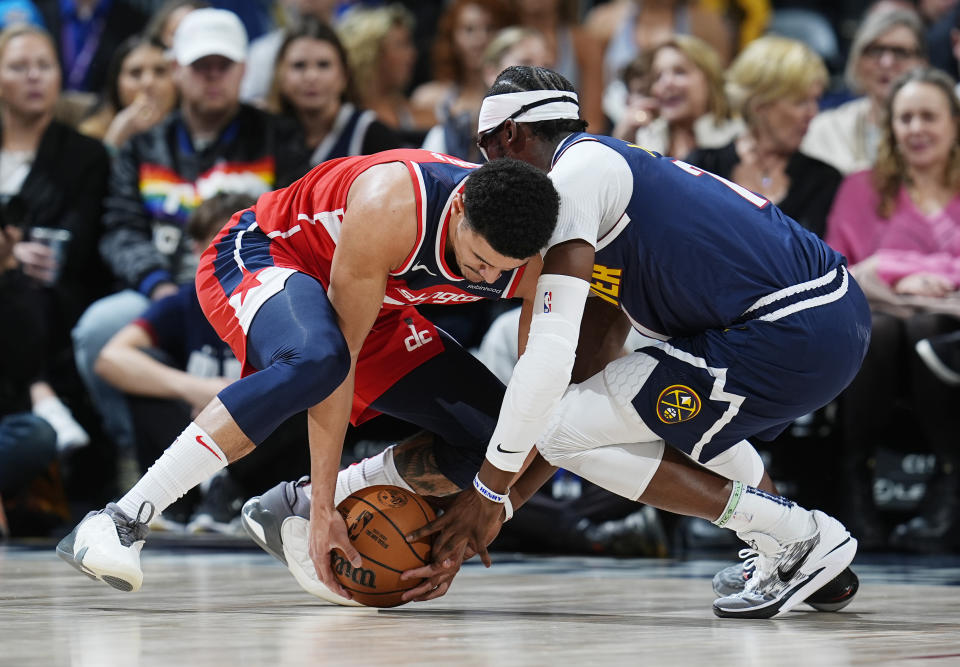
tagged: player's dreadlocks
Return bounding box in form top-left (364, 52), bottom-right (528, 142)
top-left (485, 66), bottom-right (589, 138)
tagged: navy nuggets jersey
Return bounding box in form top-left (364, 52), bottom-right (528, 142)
top-left (553, 133), bottom-right (846, 340)
top-left (250, 149), bottom-right (526, 308)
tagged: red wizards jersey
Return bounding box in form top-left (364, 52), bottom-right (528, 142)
top-left (198, 149), bottom-right (529, 425)
top-left (250, 148), bottom-right (527, 305)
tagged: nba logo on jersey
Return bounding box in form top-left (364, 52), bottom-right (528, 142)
top-left (543, 291), bottom-right (552, 313)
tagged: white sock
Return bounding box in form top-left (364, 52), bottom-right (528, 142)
top-left (333, 445), bottom-right (413, 505)
top-left (117, 423), bottom-right (228, 518)
top-left (713, 481), bottom-right (816, 543)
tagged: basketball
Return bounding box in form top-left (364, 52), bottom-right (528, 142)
top-left (332, 485), bottom-right (436, 607)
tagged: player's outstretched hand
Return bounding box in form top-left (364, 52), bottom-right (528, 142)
top-left (398, 545), bottom-right (467, 602)
top-left (406, 487), bottom-right (505, 566)
top-left (308, 506), bottom-right (363, 600)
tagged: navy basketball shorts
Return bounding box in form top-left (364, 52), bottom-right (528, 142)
top-left (610, 267), bottom-right (871, 462)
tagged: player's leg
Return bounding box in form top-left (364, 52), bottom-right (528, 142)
top-left (242, 328), bottom-right (505, 602)
top-left (57, 271), bottom-right (350, 591)
top-left (348, 328), bottom-right (505, 495)
top-left (537, 352), bottom-right (857, 619)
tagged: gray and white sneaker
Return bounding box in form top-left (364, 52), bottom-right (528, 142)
top-left (56, 502), bottom-right (154, 592)
top-left (713, 559), bottom-right (860, 612)
top-left (713, 510), bottom-right (857, 619)
top-left (241, 477), bottom-right (362, 606)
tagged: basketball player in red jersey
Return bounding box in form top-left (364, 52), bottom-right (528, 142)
top-left (57, 150), bottom-right (560, 598)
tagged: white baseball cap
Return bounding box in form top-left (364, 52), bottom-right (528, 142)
top-left (172, 8), bottom-right (248, 66)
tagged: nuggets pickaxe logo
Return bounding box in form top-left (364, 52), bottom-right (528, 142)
top-left (656, 385), bottom-right (701, 424)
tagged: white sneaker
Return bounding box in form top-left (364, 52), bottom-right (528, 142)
top-left (280, 516), bottom-right (364, 606)
top-left (56, 502), bottom-right (154, 592)
top-left (712, 510), bottom-right (857, 619)
top-left (33, 396), bottom-right (90, 452)
top-left (241, 479), bottom-right (363, 606)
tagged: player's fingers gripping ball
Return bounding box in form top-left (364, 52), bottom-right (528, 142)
top-left (332, 485), bottom-right (436, 607)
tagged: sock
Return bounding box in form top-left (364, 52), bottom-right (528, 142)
top-left (713, 481), bottom-right (816, 543)
top-left (333, 445), bottom-right (413, 505)
top-left (117, 423), bottom-right (228, 518)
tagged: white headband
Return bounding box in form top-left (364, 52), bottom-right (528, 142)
top-left (477, 90), bottom-right (580, 135)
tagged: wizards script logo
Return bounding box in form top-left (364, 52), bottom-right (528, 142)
top-left (656, 385), bottom-right (701, 424)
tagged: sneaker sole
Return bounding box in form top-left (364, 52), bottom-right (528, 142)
top-left (56, 532), bottom-right (141, 592)
top-left (243, 496), bottom-right (365, 607)
top-left (280, 518), bottom-right (365, 607)
top-left (805, 567), bottom-right (859, 612)
top-left (713, 535), bottom-right (857, 619)
top-left (714, 565), bottom-right (859, 611)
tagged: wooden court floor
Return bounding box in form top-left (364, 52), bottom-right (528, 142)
top-left (2, 543), bottom-right (959, 666)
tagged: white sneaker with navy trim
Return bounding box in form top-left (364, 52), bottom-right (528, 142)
top-left (712, 510), bottom-right (857, 619)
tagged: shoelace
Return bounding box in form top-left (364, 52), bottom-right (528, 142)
top-left (114, 502), bottom-right (156, 546)
top-left (743, 543), bottom-right (787, 593)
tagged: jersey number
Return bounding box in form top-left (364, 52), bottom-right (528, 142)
top-left (671, 160), bottom-right (768, 209)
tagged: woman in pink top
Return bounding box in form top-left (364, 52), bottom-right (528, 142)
top-left (825, 67), bottom-right (960, 553)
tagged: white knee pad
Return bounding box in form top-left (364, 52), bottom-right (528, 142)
top-left (537, 364), bottom-right (664, 501)
top-left (700, 440), bottom-right (765, 487)
top-left (544, 440), bottom-right (665, 501)
top-left (537, 367), bottom-right (660, 464)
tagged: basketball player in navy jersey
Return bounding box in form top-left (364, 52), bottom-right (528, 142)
top-left (56, 151), bottom-right (559, 598)
top-left (405, 67), bottom-right (870, 619)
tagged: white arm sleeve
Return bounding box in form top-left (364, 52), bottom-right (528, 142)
top-left (483, 140), bottom-right (633, 472)
top-left (484, 273), bottom-right (590, 472)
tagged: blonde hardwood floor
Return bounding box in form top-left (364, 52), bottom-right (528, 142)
top-left (2, 545), bottom-right (959, 666)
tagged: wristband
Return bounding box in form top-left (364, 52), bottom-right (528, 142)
top-left (473, 474), bottom-right (506, 504)
top-left (502, 494), bottom-right (514, 522)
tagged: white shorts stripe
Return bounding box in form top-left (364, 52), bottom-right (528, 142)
top-left (232, 220), bottom-right (260, 272)
top-left (742, 267), bottom-right (843, 317)
top-left (756, 266), bottom-right (849, 323)
top-left (266, 225), bottom-right (301, 240)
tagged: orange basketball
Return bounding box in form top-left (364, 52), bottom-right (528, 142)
top-left (332, 485), bottom-right (436, 607)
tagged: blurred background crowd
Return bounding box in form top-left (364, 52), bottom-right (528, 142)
top-left (1, 0), bottom-right (960, 559)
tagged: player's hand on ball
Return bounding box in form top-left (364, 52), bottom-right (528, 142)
top-left (399, 550), bottom-right (465, 602)
top-left (309, 505), bottom-right (362, 600)
top-left (406, 488), bottom-right (505, 570)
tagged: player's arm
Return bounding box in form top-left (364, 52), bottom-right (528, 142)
top-left (458, 240), bottom-right (594, 538)
top-left (475, 143), bottom-right (634, 495)
top-left (94, 323), bottom-right (228, 412)
top-left (571, 296), bottom-right (632, 382)
top-left (407, 143), bottom-right (632, 573)
top-left (303, 163), bottom-right (418, 593)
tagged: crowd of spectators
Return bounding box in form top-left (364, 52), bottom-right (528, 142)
top-left (1, 0), bottom-right (959, 557)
